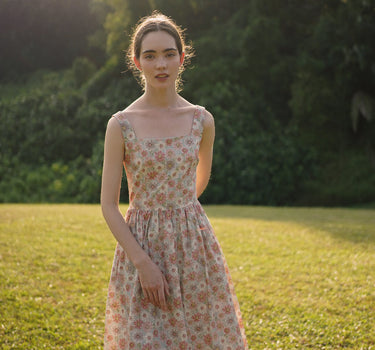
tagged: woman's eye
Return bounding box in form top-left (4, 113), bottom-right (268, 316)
top-left (144, 55), bottom-right (154, 60)
top-left (167, 52), bottom-right (176, 57)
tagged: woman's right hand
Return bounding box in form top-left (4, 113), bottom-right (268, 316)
top-left (136, 258), bottom-right (170, 311)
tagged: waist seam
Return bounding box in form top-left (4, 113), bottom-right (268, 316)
top-left (127, 200), bottom-right (199, 212)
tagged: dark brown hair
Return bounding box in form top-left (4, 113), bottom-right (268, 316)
top-left (127, 11), bottom-right (193, 91)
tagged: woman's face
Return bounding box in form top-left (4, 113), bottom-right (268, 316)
top-left (135, 30), bottom-right (184, 90)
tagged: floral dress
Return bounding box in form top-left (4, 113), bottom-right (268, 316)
top-left (104, 105), bottom-right (248, 350)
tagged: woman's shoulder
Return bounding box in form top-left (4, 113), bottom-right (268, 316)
top-left (105, 107), bottom-right (136, 139)
top-left (110, 97), bottom-right (144, 119)
top-left (109, 103), bottom-right (145, 134)
top-left (197, 106), bottom-right (214, 128)
top-left (112, 106), bottom-right (138, 122)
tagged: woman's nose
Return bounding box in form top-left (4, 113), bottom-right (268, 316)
top-left (156, 57), bottom-right (167, 69)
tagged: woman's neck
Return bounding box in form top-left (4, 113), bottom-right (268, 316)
top-left (143, 86), bottom-right (181, 108)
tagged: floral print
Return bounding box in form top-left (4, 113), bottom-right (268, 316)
top-left (104, 106), bottom-right (248, 349)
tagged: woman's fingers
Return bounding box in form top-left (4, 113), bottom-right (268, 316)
top-left (141, 284), bottom-right (161, 307)
top-left (150, 290), bottom-right (158, 307)
top-left (162, 274), bottom-right (170, 297)
top-left (142, 280), bottom-right (169, 310)
top-left (158, 274), bottom-right (170, 310)
top-left (137, 260), bottom-right (170, 310)
top-left (157, 287), bottom-right (167, 311)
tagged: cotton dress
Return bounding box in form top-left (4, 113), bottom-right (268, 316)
top-left (104, 106), bottom-right (248, 350)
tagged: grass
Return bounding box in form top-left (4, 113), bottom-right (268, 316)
top-left (0, 204), bottom-right (374, 349)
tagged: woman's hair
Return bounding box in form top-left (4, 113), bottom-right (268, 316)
top-left (126, 11), bottom-right (194, 91)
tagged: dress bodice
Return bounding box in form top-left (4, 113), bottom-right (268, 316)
top-left (113, 106), bottom-right (205, 210)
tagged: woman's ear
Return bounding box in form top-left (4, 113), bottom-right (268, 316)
top-left (134, 56), bottom-right (142, 71)
top-left (180, 52), bottom-right (185, 66)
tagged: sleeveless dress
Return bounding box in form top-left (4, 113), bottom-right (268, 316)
top-left (104, 106), bottom-right (248, 350)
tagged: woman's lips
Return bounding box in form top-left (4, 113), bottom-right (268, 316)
top-left (155, 74), bottom-right (169, 79)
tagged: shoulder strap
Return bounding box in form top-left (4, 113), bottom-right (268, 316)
top-left (112, 111), bottom-right (136, 142)
top-left (191, 105), bottom-right (205, 138)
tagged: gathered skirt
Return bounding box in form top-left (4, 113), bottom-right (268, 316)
top-left (104, 201), bottom-right (248, 349)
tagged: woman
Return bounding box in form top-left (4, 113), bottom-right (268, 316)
top-left (101, 11), bottom-right (248, 349)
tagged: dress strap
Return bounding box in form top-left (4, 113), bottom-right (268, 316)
top-left (112, 111), bottom-right (136, 143)
top-left (191, 105), bottom-right (205, 139)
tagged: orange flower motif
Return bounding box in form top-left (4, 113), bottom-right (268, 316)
top-left (168, 180), bottom-right (175, 187)
top-left (191, 313), bottom-right (201, 322)
top-left (155, 151), bottom-right (165, 162)
top-left (179, 341), bottom-right (189, 350)
top-left (222, 305), bottom-right (232, 314)
top-left (168, 317), bottom-right (178, 326)
top-left (112, 313), bottom-right (121, 322)
top-left (156, 192), bottom-right (166, 205)
top-left (110, 300), bottom-right (120, 310)
top-left (211, 263), bottom-right (220, 273)
top-left (147, 170), bottom-right (158, 180)
top-left (173, 297), bottom-right (182, 308)
top-left (197, 291), bottom-right (207, 302)
top-left (133, 319), bottom-right (142, 329)
top-left (169, 252), bottom-right (177, 264)
top-left (204, 334), bottom-right (212, 345)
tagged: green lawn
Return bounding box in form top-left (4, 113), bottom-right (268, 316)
top-left (0, 204), bottom-right (374, 349)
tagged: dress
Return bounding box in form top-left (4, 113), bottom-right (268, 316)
top-left (104, 105), bottom-right (248, 350)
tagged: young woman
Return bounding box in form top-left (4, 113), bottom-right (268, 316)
top-left (101, 12), bottom-right (248, 349)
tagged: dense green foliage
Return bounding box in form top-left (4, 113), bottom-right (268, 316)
top-left (1, 0), bottom-right (375, 205)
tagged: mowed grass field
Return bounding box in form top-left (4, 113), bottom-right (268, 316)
top-left (0, 204), bottom-right (374, 349)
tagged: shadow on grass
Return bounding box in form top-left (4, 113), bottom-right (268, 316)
top-left (203, 205), bottom-right (375, 245)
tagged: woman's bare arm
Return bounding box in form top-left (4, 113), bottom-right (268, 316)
top-left (101, 117), bottom-right (169, 310)
top-left (196, 110), bottom-right (215, 198)
top-left (101, 117), bottom-right (150, 267)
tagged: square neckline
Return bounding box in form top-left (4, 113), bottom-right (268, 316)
top-left (124, 105), bottom-right (200, 142)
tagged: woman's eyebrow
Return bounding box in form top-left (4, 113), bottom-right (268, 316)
top-left (142, 48), bottom-right (178, 54)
